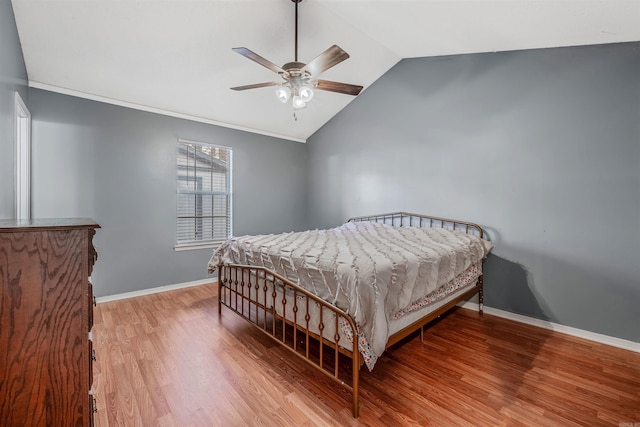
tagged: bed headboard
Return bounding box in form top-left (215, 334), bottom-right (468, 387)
top-left (347, 212), bottom-right (484, 239)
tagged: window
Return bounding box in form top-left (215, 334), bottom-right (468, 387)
top-left (175, 139), bottom-right (232, 250)
top-left (15, 92), bottom-right (31, 220)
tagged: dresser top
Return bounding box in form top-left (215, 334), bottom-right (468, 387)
top-left (0, 218), bottom-right (100, 232)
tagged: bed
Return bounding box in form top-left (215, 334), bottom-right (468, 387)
top-left (208, 212), bottom-right (493, 417)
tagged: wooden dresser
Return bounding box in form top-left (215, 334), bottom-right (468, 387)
top-left (0, 218), bottom-right (100, 427)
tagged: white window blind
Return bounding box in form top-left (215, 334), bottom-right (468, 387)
top-left (176, 139), bottom-right (232, 248)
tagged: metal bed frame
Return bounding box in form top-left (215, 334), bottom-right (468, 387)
top-left (217, 212), bottom-right (486, 417)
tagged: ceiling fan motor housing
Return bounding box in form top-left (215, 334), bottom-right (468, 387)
top-left (281, 62), bottom-right (312, 93)
top-left (282, 62), bottom-right (307, 74)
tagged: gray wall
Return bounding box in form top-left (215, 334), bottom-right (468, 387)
top-left (307, 43), bottom-right (640, 343)
top-left (29, 89), bottom-right (307, 297)
top-left (0, 0), bottom-right (29, 219)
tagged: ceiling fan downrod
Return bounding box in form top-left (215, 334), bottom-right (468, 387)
top-left (293, 0), bottom-right (302, 62)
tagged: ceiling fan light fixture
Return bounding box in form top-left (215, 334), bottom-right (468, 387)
top-left (299, 84), bottom-right (314, 102)
top-left (292, 95), bottom-right (307, 110)
top-left (275, 86), bottom-right (291, 103)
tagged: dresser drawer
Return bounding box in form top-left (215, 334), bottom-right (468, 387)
top-left (88, 281), bottom-right (94, 332)
top-left (89, 338), bottom-right (96, 386)
top-left (89, 394), bottom-right (97, 427)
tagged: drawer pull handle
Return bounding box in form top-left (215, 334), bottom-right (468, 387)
top-left (93, 397), bottom-right (98, 413)
top-left (92, 349), bottom-right (96, 361)
top-left (93, 296), bottom-right (97, 307)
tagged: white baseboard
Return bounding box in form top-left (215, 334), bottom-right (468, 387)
top-left (95, 278), bottom-right (215, 304)
top-left (459, 301), bottom-right (640, 354)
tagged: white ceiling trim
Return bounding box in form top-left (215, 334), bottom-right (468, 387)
top-left (28, 81), bottom-right (308, 143)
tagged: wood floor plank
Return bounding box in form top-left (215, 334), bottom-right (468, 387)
top-left (92, 283), bottom-right (640, 426)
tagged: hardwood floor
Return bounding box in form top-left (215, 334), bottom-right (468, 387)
top-left (93, 283), bottom-right (640, 426)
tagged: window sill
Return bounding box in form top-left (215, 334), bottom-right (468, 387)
top-left (174, 242), bottom-right (221, 252)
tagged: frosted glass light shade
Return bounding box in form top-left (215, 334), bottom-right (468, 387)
top-left (275, 86), bottom-right (291, 103)
top-left (292, 95), bottom-right (306, 110)
top-left (299, 85), bottom-right (314, 102)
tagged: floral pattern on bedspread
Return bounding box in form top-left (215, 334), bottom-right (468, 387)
top-left (209, 221), bottom-right (492, 369)
top-left (392, 262), bottom-right (482, 320)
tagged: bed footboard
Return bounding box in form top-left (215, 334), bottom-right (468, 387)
top-left (218, 263), bottom-right (361, 417)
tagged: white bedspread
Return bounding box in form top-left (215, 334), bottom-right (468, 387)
top-left (208, 221), bottom-right (493, 362)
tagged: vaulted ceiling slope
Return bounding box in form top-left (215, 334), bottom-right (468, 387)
top-left (12, 0), bottom-right (640, 142)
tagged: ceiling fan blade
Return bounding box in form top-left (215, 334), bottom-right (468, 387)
top-left (302, 45), bottom-right (350, 77)
top-left (231, 82), bottom-right (279, 91)
top-left (314, 80), bottom-right (363, 96)
top-left (232, 47), bottom-right (287, 76)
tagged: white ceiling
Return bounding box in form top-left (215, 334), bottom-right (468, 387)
top-left (12, 0), bottom-right (640, 142)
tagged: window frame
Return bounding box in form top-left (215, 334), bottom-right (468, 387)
top-left (174, 138), bottom-right (233, 251)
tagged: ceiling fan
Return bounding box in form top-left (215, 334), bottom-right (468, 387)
top-left (231, 0), bottom-right (363, 118)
